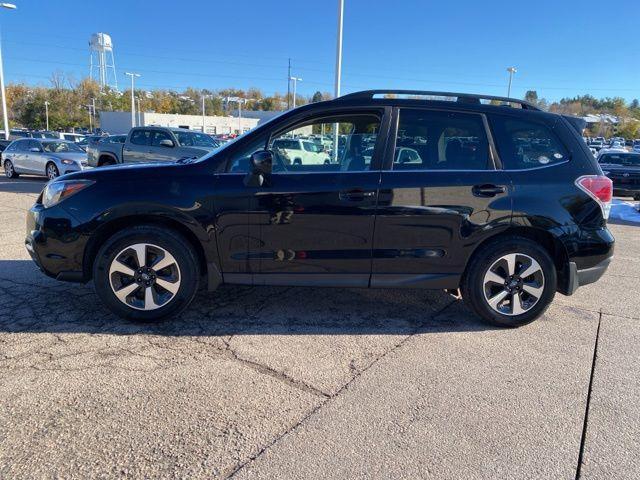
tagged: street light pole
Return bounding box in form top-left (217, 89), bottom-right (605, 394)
top-left (201, 93), bottom-right (211, 133)
top-left (506, 66), bottom-right (517, 98)
top-left (0, 3), bottom-right (16, 140)
top-left (125, 72), bottom-right (140, 128)
top-left (44, 101), bottom-right (49, 131)
top-left (333, 0), bottom-right (344, 162)
top-left (289, 76), bottom-right (302, 108)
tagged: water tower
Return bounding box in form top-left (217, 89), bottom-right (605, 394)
top-left (89, 33), bottom-right (117, 90)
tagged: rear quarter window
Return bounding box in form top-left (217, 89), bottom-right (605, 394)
top-left (490, 115), bottom-right (569, 170)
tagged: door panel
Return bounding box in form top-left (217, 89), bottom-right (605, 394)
top-left (372, 170), bottom-right (511, 285)
top-left (251, 171), bottom-right (380, 283)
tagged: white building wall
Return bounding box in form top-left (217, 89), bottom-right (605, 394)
top-left (98, 111), bottom-right (259, 135)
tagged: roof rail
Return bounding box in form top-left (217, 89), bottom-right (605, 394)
top-left (337, 90), bottom-right (540, 111)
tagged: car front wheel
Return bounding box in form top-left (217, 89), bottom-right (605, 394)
top-left (93, 225), bottom-right (200, 320)
top-left (462, 237), bottom-right (556, 327)
top-left (46, 162), bottom-right (59, 180)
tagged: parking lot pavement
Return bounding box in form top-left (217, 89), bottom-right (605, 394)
top-left (0, 183), bottom-right (639, 479)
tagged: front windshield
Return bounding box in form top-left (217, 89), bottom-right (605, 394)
top-left (599, 154), bottom-right (640, 166)
top-left (175, 131), bottom-right (218, 148)
top-left (42, 141), bottom-right (84, 153)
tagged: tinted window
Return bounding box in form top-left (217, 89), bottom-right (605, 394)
top-left (490, 116), bottom-right (568, 169)
top-left (151, 131), bottom-right (173, 146)
top-left (42, 141), bottom-right (84, 153)
top-left (5, 141), bottom-right (20, 152)
top-left (226, 133), bottom-right (268, 173)
top-left (175, 131), bottom-right (217, 147)
top-left (599, 153), bottom-right (640, 166)
top-left (394, 109), bottom-right (490, 170)
top-left (130, 130), bottom-right (152, 146)
top-left (269, 114), bottom-right (380, 173)
top-left (25, 140), bottom-right (41, 151)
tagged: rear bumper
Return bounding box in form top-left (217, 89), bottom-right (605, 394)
top-left (565, 256), bottom-right (612, 296)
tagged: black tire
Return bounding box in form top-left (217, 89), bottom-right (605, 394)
top-left (4, 160), bottom-right (19, 178)
top-left (46, 162), bottom-right (59, 180)
top-left (99, 157), bottom-right (115, 167)
top-left (461, 236), bottom-right (557, 328)
top-left (93, 225), bottom-right (200, 321)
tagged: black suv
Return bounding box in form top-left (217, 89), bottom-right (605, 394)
top-left (25, 90), bottom-right (614, 327)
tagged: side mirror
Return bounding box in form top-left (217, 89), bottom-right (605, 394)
top-left (159, 139), bottom-right (175, 148)
top-left (244, 150), bottom-right (273, 187)
top-left (29, 147), bottom-right (41, 152)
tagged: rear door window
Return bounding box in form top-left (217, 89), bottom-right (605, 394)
top-left (394, 109), bottom-right (491, 170)
top-left (130, 129), bottom-right (153, 146)
top-left (490, 116), bottom-right (568, 169)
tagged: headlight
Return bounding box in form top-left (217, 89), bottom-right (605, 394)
top-left (42, 180), bottom-right (94, 208)
top-left (61, 158), bottom-right (76, 165)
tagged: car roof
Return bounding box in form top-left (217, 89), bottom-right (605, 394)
top-left (301, 89), bottom-right (560, 121)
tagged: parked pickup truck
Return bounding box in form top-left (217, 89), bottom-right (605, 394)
top-left (87, 127), bottom-right (219, 167)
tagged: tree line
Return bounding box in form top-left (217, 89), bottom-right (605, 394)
top-left (5, 74), bottom-right (332, 132)
top-left (4, 73), bottom-right (639, 138)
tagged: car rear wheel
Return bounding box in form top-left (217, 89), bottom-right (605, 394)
top-left (93, 225), bottom-right (200, 320)
top-left (4, 160), bottom-right (18, 178)
top-left (462, 237), bottom-right (556, 327)
top-left (46, 162), bottom-right (59, 180)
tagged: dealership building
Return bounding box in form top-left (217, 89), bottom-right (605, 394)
top-left (98, 110), bottom-right (263, 135)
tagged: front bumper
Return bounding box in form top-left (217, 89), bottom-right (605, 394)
top-left (25, 202), bottom-right (88, 282)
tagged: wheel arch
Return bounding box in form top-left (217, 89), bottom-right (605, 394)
top-left (98, 153), bottom-right (118, 166)
top-left (82, 214), bottom-right (221, 290)
top-left (462, 226), bottom-right (570, 293)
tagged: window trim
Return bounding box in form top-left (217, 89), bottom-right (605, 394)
top-left (486, 113), bottom-right (571, 171)
top-left (219, 106), bottom-right (391, 174)
top-left (385, 106), bottom-right (498, 172)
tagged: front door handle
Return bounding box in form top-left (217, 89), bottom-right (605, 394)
top-left (339, 189), bottom-right (376, 201)
top-left (472, 184), bottom-right (506, 197)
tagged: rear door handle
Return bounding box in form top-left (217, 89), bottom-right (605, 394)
top-left (472, 184), bottom-right (506, 197)
top-left (339, 189), bottom-right (376, 201)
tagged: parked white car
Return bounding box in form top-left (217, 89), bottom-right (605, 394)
top-left (272, 138), bottom-right (330, 165)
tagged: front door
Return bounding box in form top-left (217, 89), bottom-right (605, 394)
top-left (372, 108), bottom-right (512, 289)
top-left (214, 109), bottom-right (390, 287)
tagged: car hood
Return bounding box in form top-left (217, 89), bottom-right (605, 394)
top-left (600, 164), bottom-right (640, 171)
top-left (48, 152), bottom-right (87, 161)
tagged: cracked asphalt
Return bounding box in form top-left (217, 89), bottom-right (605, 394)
top-left (1, 177), bottom-right (639, 479)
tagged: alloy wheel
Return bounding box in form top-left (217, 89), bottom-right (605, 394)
top-left (482, 253), bottom-right (545, 316)
top-left (108, 243), bottom-right (181, 311)
top-left (4, 161), bottom-right (13, 177)
top-left (47, 164), bottom-right (58, 180)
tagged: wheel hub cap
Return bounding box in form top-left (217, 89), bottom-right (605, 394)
top-left (108, 243), bottom-right (181, 311)
top-left (483, 253), bottom-right (545, 316)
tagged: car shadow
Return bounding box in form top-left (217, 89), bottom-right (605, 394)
top-left (0, 260), bottom-right (495, 336)
top-left (0, 176), bottom-right (46, 194)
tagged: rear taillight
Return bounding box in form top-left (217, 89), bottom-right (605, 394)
top-left (575, 175), bottom-right (613, 220)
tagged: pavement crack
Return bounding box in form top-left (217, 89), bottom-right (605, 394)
top-left (224, 300), bottom-right (455, 479)
top-left (575, 310), bottom-right (602, 480)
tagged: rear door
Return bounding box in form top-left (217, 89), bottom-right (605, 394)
top-left (372, 107), bottom-right (512, 289)
top-left (24, 140), bottom-right (44, 173)
top-left (123, 129), bottom-right (153, 163)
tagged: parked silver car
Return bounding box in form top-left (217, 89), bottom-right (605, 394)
top-left (2, 138), bottom-right (88, 180)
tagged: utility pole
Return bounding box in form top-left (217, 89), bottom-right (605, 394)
top-left (506, 66), bottom-right (517, 98)
top-left (289, 76), bottom-right (302, 108)
top-left (287, 58), bottom-right (291, 109)
top-left (136, 97), bottom-right (141, 127)
top-left (125, 72), bottom-right (140, 128)
top-left (333, 0), bottom-right (345, 162)
top-left (44, 101), bottom-right (49, 131)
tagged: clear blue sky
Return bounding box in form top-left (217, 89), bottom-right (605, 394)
top-left (1, 0), bottom-right (639, 101)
